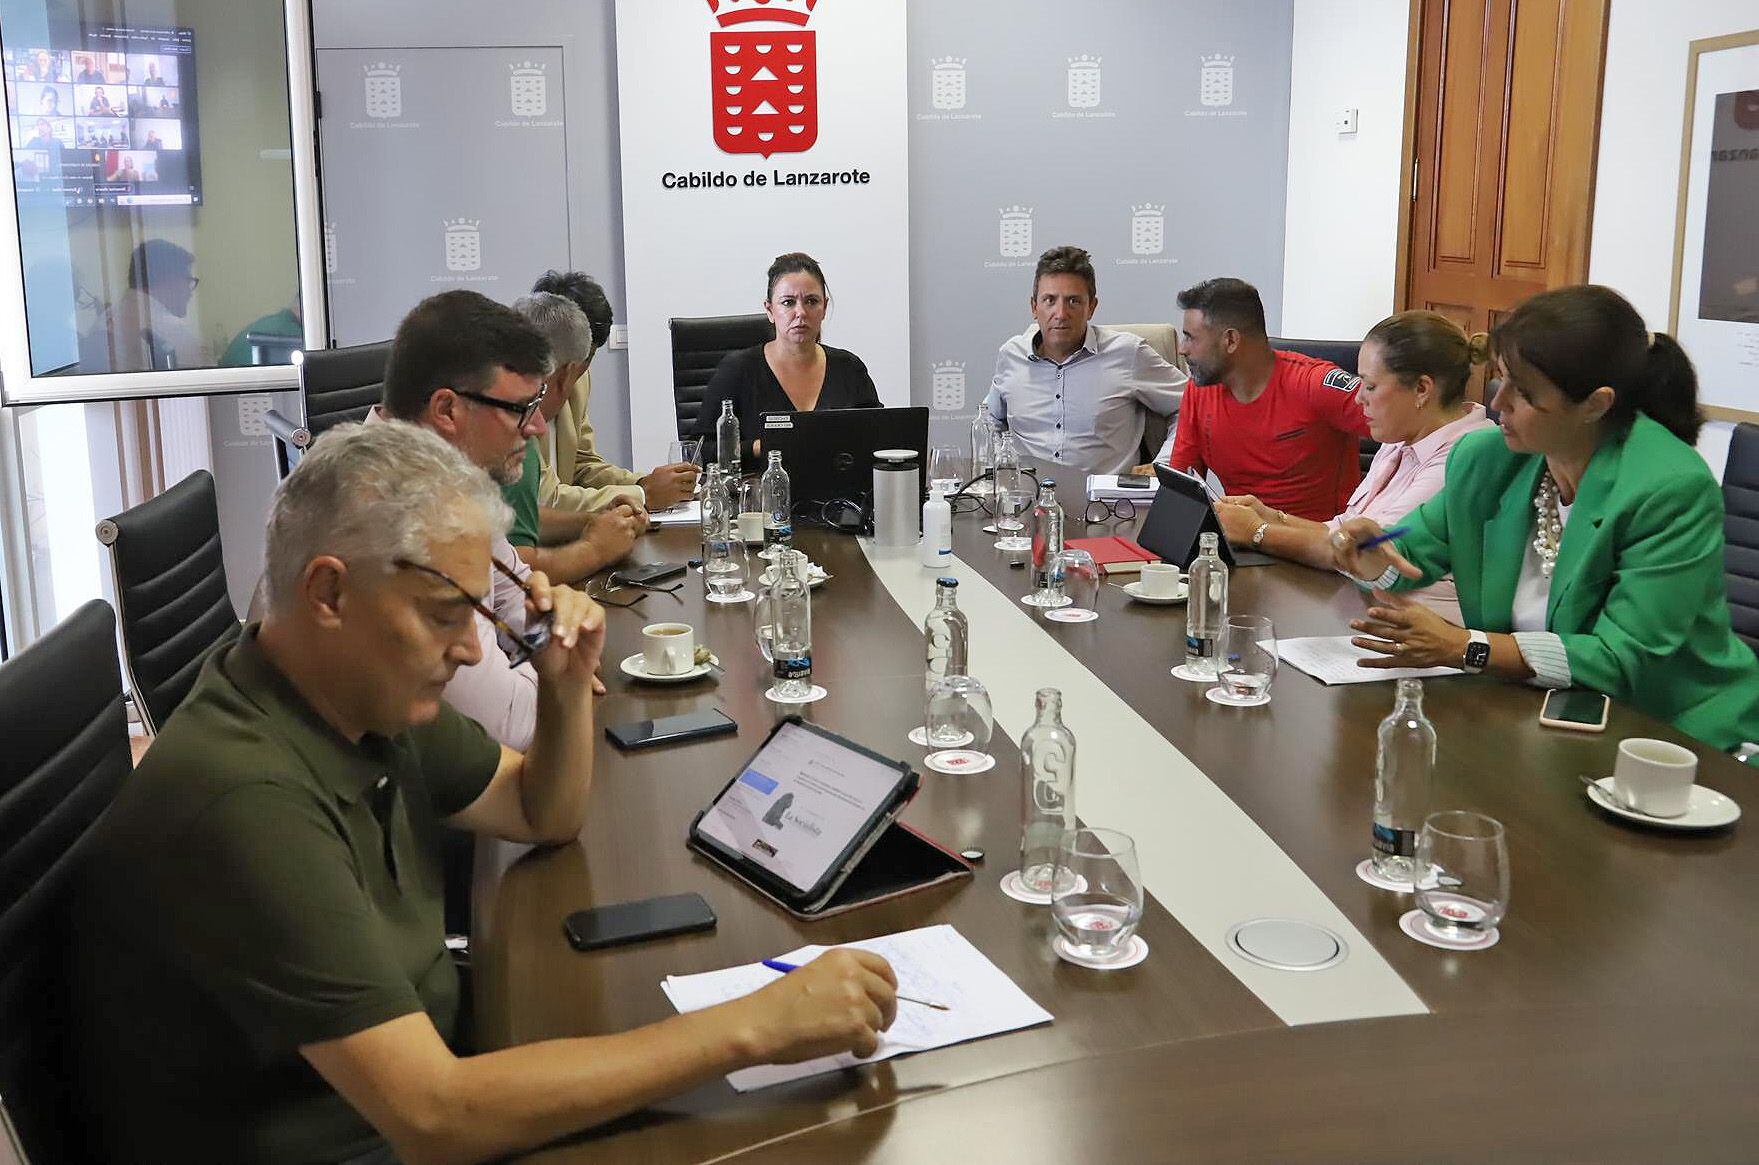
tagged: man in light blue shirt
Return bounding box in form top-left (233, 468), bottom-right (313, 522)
top-left (985, 245), bottom-right (1187, 475)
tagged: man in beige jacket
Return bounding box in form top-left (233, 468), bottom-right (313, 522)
top-left (532, 270), bottom-right (698, 512)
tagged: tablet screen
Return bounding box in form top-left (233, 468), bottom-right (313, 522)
top-left (696, 721), bottom-right (907, 895)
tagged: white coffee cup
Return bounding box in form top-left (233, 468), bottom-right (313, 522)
top-left (1138, 562), bottom-right (1183, 598)
top-left (641, 622), bottom-right (695, 676)
top-left (1611, 737), bottom-right (1697, 817)
top-left (737, 512), bottom-right (765, 544)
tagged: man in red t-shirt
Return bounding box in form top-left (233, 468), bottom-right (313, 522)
top-left (1158, 278), bottom-right (1370, 522)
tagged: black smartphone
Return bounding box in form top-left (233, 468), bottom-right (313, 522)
top-left (562, 892), bottom-right (717, 952)
top-left (1117, 471), bottom-right (1155, 490)
top-left (606, 707), bottom-right (738, 750)
top-left (612, 562), bottom-right (687, 587)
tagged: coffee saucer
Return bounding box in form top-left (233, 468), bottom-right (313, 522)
top-left (757, 564), bottom-right (829, 588)
top-left (619, 653), bottom-right (716, 684)
top-left (1120, 580), bottom-right (1187, 605)
top-left (1584, 777), bottom-right (1740, 830)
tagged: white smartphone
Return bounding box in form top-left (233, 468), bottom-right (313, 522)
top-left (1538, 688), bottom-right (1610, 733)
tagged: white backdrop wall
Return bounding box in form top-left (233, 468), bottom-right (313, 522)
top-left (613, 0), bottom-right (911, 464)
top-left (1279, 0), bottom-right (1410, 341)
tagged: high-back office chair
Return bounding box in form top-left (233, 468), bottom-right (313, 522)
top-left (95, 470), bottom-right (241, 735)
top-left (0, 601), bottom-right (132, 1164)
top-left (264, 340), bottom-right (394, 476)
top-left (1724, 422), bottom-right (1759, 654)
top-left (1270, 336), bottom-right (1373, 472)
top-left (1114, 322), bottom-right (1188, 464)
top-left (668, 314), bottom-right (773, 439)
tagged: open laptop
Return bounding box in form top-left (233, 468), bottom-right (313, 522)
top-left (760, 406), bottom-right (929, 514)
top-left (1136, 463), bottom-right (1275, 569)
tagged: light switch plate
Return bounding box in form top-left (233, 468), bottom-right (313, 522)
top-left (607, 324), bottom-right (629, 350)
top-left (1335, 107), bottom-right (1359, 134)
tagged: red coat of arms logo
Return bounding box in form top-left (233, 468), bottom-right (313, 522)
top-left (705, 0), bottom-right (819, 157)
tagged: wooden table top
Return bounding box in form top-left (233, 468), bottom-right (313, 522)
top-left (723, 1004), bottom-right (1759, 1163)
top-left (478, 491), bottom-right (1757, 1162)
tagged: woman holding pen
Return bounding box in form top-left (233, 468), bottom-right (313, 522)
top-left (1215, 310), bottom-right (1493, 622)
top-left (1330, 285), bottom-right (1759, 758)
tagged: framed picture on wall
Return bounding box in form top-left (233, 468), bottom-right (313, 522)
top-left (1669, 29), bottom-right (1759, 424)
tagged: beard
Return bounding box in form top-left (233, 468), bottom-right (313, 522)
top-left (488, 447), bottom-right (525, 486)
top-left (1185, 357), bottom-right (1219, 386)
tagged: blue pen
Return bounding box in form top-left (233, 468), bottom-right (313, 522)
top-left (1353, 525), bottom-right (1410, 552)
top-left (763, 958), bottom-right (949, 1010)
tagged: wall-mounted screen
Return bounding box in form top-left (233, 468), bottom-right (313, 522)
top-left (5, 23), bottom-right (200, 207)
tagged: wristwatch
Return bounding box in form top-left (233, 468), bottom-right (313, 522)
top-left (1462, 629), bottom-right (1491, 674)
top-left (1251, 522), bottom-right (1271, 548)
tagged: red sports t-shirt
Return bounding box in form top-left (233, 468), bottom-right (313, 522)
top-left (1168, 350), bottom-right (1371, 522)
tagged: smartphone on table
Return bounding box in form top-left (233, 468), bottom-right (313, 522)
top-left (563, 892), bottom-right (717, 951)
top-left (606, 707), bottom-right (738, 750)
top-left (1538, 689), bottom-right (1610, 733)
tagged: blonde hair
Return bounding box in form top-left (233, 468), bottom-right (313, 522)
top-left (1363, 310), bottom-right (1485, 405)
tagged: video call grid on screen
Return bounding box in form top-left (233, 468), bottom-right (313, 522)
top-left (5, 24), bottom-right (200, 207)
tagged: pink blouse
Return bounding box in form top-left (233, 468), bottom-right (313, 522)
top-left (1328, 403), bottom-right (1494, 623)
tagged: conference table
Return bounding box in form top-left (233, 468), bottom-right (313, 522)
top-left (474, 483), bottom-right (1759, 1162)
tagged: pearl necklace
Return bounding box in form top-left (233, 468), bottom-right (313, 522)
top-left (1532, 471), bottom-right (1563, 579)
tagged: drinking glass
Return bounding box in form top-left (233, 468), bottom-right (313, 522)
top-left (704, 535), bottom-right (750, 603)
top-left (994, 469), bottom-right (1032, 552)
top-left (1413, 811), bottom-right (1509, 940)
top-left (668, 437), bottom-right (702, 467)
top-left (925, 674), bottom-right (994, 753)
top-left (1043, 549), bottom-right (1100, 623)
top-left (1050, 828), bottom-right (1145, 963)
top-left (929, 445), bottom-right (963, 496)
top-left (1213, 615), bottom-right (1277, 704)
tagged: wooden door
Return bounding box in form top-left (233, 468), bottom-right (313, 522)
top-left (1399, 0), bottom-right (1610, 355)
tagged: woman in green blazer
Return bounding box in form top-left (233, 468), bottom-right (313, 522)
top-left (1332, 285), bottom-right (1759, 757)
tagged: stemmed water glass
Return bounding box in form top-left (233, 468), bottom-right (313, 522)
top-left (929, 445), bottom-right (963, 496)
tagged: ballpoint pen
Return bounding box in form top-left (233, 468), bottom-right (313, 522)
top-left (762, 958), bottom-right (950, 1011)
top-left (1353, 525), bottom-right (1410, 552)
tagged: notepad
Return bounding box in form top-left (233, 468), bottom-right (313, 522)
top-left (646, 500), bottom-right (702, 527)
top-left (1279, 635), bottom-right (1463, 685)
top-left (659, 924), bottom-right (1053, 1091)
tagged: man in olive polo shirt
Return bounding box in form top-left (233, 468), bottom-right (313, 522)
top-left (72, 420), bottom-right (898, 1165)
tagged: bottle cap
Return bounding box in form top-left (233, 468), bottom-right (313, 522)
top-left (938, 577), bottom-right (959, 588)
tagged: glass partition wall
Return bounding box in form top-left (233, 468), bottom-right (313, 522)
top-left (0, 0), bottom-right (321, 647)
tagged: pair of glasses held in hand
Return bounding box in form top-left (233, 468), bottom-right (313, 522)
top-left (396, 556), bottom-right (554, 666)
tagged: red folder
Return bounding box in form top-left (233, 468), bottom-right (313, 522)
top-left (1065, 535), bottom-right (1161, 575)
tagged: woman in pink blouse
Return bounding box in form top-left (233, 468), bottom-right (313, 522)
top-left (1215, 310), bottom-right (1494, 621)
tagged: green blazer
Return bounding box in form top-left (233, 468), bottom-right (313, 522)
top-left (1391, 414), bottom-right (1759, 752)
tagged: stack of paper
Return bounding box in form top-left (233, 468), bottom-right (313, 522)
top-left (1279, 635), bottom-right (1462, 685)
top-left (1087, 473), bottom-right (1159, 501)
top-left (646, 500), bottom-right (702, 527)
top-left (660, 924), bottom-right (1053, 1091)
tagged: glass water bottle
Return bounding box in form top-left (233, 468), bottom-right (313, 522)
top-left (1018, 688), bottom-right (1077, 898)
top-left (1373, 679), bottom-right (1437, 885)
top-left (761, 449), bottom-right (793, 551)
top-left (923, 577), bottom-right (970, 696)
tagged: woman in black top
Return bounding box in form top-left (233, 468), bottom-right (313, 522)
top-left (693, 251), bottom-right (880, 473)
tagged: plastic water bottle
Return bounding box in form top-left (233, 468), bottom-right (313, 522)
top-left (1029, 479), bottom-right (1063, 591)
top-left (761, 450), bottom-right (792, 550)
top-left (1018, 688), bottom-right (1077, 898)
top-left (923, 577), bottom-right (969, 695)
top-left (770, 549), bottom-right (813, 700)
top-left (1184, 532), bottom-right (1228, 676)
top-left (920, 484), bottom-right (952, 569)
top-left (715, 399), bottom-right (740, 479)
top-left (1373, 678), bottom-right (1436, 884)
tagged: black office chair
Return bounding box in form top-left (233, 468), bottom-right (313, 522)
top-left (668, 313), bottom-right (773, 439)
top-left (0, 600), bottom-right (132, 1164)
top-left (1724, 422), bottom-right (1759, 654)
top-left (264, 340), bottom-right (393, 476)
top-left (1269, 336), bottom-right (1375, 472)
top-left (96, 470), bottom-right (241, 735)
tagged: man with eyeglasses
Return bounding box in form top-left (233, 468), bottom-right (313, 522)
top-left (369, 289), bottom-right (591, 750)
top-left (72, 420), bottom-right (898, 1165)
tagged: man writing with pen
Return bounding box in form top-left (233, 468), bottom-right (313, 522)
top-left (71, 419), bottom-right (900, 1165)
